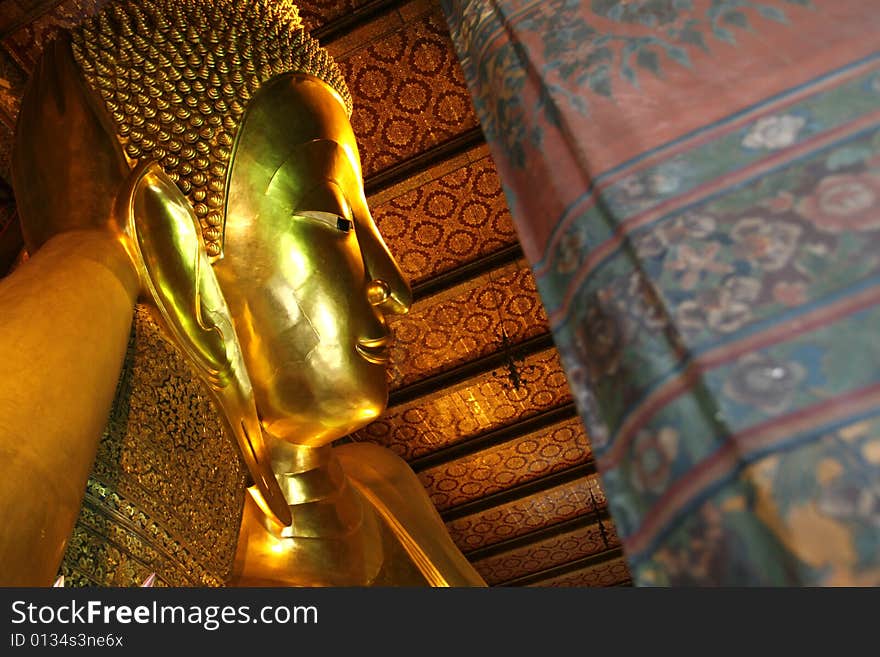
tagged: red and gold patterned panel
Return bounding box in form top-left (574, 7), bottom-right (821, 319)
top-left (472, 521), bottom-right (621, 586)
top-left (370, 148), bottom-right (518, 285)
top-left (334, 4), bottom-right (478, 177)
top-left (527, 557), bottom-right (632, 588)
top-left (387, 263), bottom-right (548, 388)
top-left (353, 348), bottom-right (572, 460)
top-left (446, 475), bottom-right (608, 553)
top-left (418, 416), bottom-right (591, 511)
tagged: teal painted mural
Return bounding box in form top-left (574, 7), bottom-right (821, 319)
top-left (442, 0), bottom-right (880, 584)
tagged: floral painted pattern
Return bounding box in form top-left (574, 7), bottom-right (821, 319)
top-left (742, 114), bottom-right (808, 150)
top-left (722, 353), bottom-right (807, 415)
top-left (630, 427), bottom-right (679, 494)
top-left (556, 122), bottom-right (880, 442)
top-left (443, 0), bottom-right (880, 584)
top-left (639, 415), bottom-right (880, 585)
top-left (798, 172), bottom-right (880, 232)
top-left (535, 67), bottom-right (880, 310)
top-left (444, 0), bottom-right (814, 164)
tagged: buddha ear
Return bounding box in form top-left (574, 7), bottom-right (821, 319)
top-left (116, 161), bottom-right (292, 529)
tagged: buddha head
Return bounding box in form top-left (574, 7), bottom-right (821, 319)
top-left (216, 73), bottom-right (411, 446)
top-left (64, 0), bottom-right (412, 448)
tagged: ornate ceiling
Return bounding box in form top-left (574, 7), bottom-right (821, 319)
top-left (0, 0), bottom-right (631, 587)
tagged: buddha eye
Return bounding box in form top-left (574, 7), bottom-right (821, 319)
top-left (295, 211), bottom-right (353, 233)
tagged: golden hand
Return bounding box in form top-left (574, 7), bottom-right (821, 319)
top-left (0, 37), bottom-right (141, 586)
top-left (11, 33), bottom-right (136, 291)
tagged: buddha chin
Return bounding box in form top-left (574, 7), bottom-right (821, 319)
top-left (256, 355), bottom-right (389, 447)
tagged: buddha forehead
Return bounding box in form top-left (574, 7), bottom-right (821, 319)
top-left (225, 74), bottom-right (364, 217)
top-left (69, 0), bottom-right (352, 258)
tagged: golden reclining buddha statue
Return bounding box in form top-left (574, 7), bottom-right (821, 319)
top-left (0, 0), bottom-right (485, 587)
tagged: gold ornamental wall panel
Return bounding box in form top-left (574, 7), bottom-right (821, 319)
top-left (59, 306), bottom-right (248, 586)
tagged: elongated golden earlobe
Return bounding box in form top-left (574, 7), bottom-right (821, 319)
top-left (116, 161), bottom-right (292, 528)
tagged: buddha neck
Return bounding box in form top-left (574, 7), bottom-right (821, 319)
top-left (264, 435), bottom-right (365, 539)
top-left (268, 438), bottom-right (337, 499)
top-left (233, 434), bottom-right (387, 585)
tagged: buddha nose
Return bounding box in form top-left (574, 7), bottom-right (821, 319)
top-left (366, 276), bottom-right (410, 315)
top-left (367, 278), bottom-right (409, 315)
top-left (367, 280), bottom-right (392, 306)
top-left (356, 212), bottom-right (412, 316)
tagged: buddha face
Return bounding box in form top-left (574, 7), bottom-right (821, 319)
top-left (213, 74), bottom-right (411, 447)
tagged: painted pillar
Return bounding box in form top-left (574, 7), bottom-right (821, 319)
top-left (441, 0), bottom-right (880, 585)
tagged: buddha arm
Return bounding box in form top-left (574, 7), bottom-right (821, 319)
top-left (0, 230), bottom-right (137, 585)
